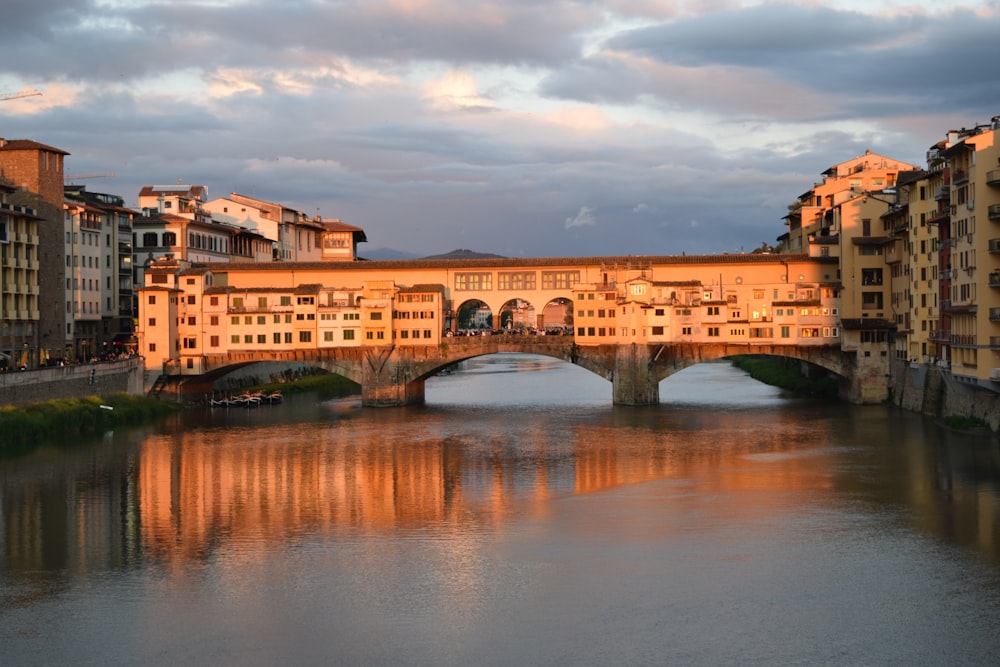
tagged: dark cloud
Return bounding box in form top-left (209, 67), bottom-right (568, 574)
top-left (2, 1), bottom-right (995, 258)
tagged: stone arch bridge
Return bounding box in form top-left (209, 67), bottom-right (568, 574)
top-left (168, 335), bottom-right (862, 406)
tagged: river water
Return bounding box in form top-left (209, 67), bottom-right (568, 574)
top-left (2, 355), bottom-right (1000, 666)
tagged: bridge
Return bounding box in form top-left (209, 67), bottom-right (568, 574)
top-left (163, 334), bottom-right (854, 406)
top-left (140, 253), bottom-right (889, 406)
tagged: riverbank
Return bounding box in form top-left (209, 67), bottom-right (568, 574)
top-left (0, 393), bottom-right (183, 454)
top-left (729, 355), bottom-right (839, 397)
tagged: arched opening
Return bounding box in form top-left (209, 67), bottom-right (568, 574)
top-left (498, 298), bottom-right (536, 333)
top-left (456, 299), bottom-right (493, 334)
top-left (541, 297), bottom-right (574, 335)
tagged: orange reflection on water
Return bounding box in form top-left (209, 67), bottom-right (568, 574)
top-left (137, 407), bottom-right (842, 565)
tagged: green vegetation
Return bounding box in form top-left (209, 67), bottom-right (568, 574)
top-left (0, 393), bottom-right (183, 452)
top-left (729, 355), bottom-right (839, 398)
top-left (244, 373), bottom-right (360, 399)
top-left (941, 415), bottom-right (990, 431)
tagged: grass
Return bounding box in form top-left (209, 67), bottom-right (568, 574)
top-left (941, 415), bottom-right (990, 431)
top-left (729, 355), bottom-right (839, 398)
top-left (0, 393), bottom-right (183, 453)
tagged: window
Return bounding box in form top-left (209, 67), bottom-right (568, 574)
top-left (210, 336), bottom-right (219, 347)
top-left (455, 272), bottom-right (493, 290)
top-left (274, 333), bottom-right (281, 344)
top-left (862, 292), bottom-right (884, 309)
top-left (343, 330), bottom-right (355, 340)
top-left (299, 331), bottom-right (312, 343)
top-left (210, 316), bottom-right (219, 326)
top-left (257, 334), bottom-right (266, 344)
top-left (148, 318), bottom-right (156, 326)
top-left (324, 331), bottom-right (334, 342)
top-left (861, 268), bottom-right (883, 286)
top-left (498, 272), bottom-right (537, 290)
top-left (541, 271), bottom-right (580, 290)
top-left (370, 311), bottom-right (383, 320)
top-left (148, 295), bottom-right (156, 305)
top-left (708, 327), bottom-right (720, 337)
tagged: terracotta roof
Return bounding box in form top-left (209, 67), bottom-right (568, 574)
top-left (0, 138), bottom-right (70, 155)
top-left (195, 253), bottom-right (825, 273)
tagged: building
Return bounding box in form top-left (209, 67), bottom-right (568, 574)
top-left (200, 192), bottom-right (328, 261)
top-left (779, 150), bottom-right (919, 257)
top-left (64, 185), bottom-right (138, 358)
top-left (0, 138), bottom-right (70, 366)
top-left (937, 120), bottom-right (1000, 386)
top-left (0, 180), bottom-right (41, 368)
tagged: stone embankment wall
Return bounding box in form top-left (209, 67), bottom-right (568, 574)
top-left (890, 358), bottom-right (1000, 432)
top-left (0, 357), bottom-right (145, 408)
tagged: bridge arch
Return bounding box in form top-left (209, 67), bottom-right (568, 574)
top-left (173, 339), bottom-right (853, 407)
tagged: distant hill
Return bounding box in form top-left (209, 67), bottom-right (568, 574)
top-left (361, 247), bottom-right (506, 261)
top-left (420, 248), bottom-right (506, 260)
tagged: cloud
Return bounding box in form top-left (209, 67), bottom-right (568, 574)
top-left (565, 206), bottom-right (597, 229)
top-left (1, 1), bottom-right (995, 260)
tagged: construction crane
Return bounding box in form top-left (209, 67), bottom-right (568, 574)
top-left (0, 88), bottom-right (42, 102)
top-left (65, 172), bottom-right (116, 183)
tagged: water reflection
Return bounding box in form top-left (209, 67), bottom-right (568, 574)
top-left (2, 357), bottom-right (997, 575)
top-left (2, 356), bottom-right (1000, 664)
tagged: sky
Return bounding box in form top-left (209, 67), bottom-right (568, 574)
top-left (2, 1), bottom-right (999, 259)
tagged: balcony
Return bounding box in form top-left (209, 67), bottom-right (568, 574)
top-left (929, 329), bottom-right (951, 342)
top-left (953, 169), bottom-right (969, 185)
top-left (989, 204), bottom-right (1000, 220)
top-left (927, 207), bottom-right (950, 224)
top-left (991, 273), bottom-right (1000, 287)
top-left (934, 185), bottom-right (950, 201)
top-left (987, 169), bottom-right (1000, 186)
top-left (991, 307), bottom-right (1000, 322)
top-left (991, 239), bottom-right (1000, 253)
top-left (992, 337), bottom-right (1000, 350)
top-left (950, 334), bottom-right (977, 347)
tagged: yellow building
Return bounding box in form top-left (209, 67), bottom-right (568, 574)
top-left (0, 181), bottom-right (41, 367)
top-left (939, 120), bottom-right (1000, 385)
top-left (780, 150), bottom-right (918, 257)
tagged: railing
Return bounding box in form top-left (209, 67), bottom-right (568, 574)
top-left (934, 185), bottom-right (950, 201)
top-left (952, 169), bottom-right (969, 185)
top-left (929, 330), bottom-right (950, 342)
top-left (991, 307), bottom-right (1000, 322)
top-left (990, 273), bottom-right (1000, 287)
top-left (950, 334), bottom-right (977, 347)
top-left (992, 337), bottom-right (1000, 350)
top-left (989, 204), bottom-right (1000, 220)
top-left (987, 169), bottom-right (1000, 186)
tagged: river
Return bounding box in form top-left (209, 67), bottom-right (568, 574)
top-left (2, 355), bottom-right (1000, 665)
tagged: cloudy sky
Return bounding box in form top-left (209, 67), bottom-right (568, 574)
top-left (2, 1), bottom-right (998, 259)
